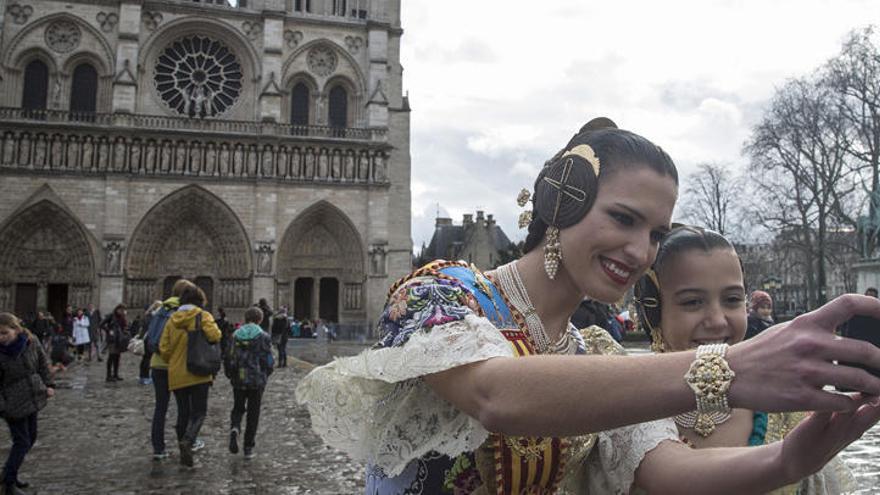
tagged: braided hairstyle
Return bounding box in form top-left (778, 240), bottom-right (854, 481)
top-left (633, 225), bottom-right (740, 344)
top-left (523, 118), bottom-right (679, 253)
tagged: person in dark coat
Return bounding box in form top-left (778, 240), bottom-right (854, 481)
top-left (745, 290), bottom-right (774, 340)
top-left (87, 304), bottom-right (102, 362)
top-left (101, 304), bottom-right (130, 382)
top-left (225, 307), bottom-right (273, 459)
top-left (60, 305), bottom-right (74, 338)
top-left (0, 313), bottom-right (54, 494)
top-left (270, 307), bottom-right (290, 368)
top-left (256, 299), bottom-right (272, 334)
top-left (28, 313), bottom-right (50, 350)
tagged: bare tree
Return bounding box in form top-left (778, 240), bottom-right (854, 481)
top-left (825, 26), bottom-right (880, 255)
top-left (678, 163), bottom-right (745, 239)
top-left (744, 76), bottom-right (855, 308)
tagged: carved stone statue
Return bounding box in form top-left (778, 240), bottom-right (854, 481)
top-left (104, 241), bottom-right (124, 274)
top-left (255, 242), bottom-right (274, 275)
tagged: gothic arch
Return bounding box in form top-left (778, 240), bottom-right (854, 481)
top-left (276, 200), bottom-right (366, 321)
top-left (125, 185), bottom-right (253, 309)
top-left (4, 13), bottom-right (115, 74)
top-left (61, 50), bottom-right (112, 77)
top-left (138, 17), bottom-right (260, 119)
top-left (282, 39), bottom-right (367, 94)
top-left (0, 195), bottom-right (97, 311)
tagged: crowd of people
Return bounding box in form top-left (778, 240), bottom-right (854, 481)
top-left (1, 281), bottom-right (344, 494)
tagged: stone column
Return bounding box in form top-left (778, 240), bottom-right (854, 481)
top-left (311, 277), bottom-right (320, 320)
top-left (112, 2), bottom-right (142, 113)
top-left (36, 282), bottom-right (48, 313)
top-left (366, 26), bottom-right (389, 127)
top-left (259, 10), bottom-right (284, 122)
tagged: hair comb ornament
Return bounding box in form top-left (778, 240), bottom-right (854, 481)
top-left (516, 188), bottom-right (533, 230)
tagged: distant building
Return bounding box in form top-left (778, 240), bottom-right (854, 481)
top-left (417, 211), bottom-right (516, 270)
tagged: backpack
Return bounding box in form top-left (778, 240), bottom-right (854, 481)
top-left (145, 307), bottom-right (174, 354)
top-left (227, 333), bottom-right (273, 389)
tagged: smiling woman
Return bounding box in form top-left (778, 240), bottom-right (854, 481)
top-left (297, 118), bottom-right (880, 494)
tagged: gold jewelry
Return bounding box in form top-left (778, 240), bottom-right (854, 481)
top-left (681, 344), bottom-right (735, 437)
top-left (517, 188), bottom-right (531, 207)
top-left (543, 226), bottom-right (562, 280)
top-left (505, 436), bottom-right (552, 461)
top-left (518, 210), bottom-right (533, 229)
top-left (650, 327), bottom-right (665, 353)
top-left (495, 262), bottom-right (575, 355)
top-left (561, 144), bottom-right (601, 176)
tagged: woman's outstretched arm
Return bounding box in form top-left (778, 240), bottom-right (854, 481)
top-left (425, 294), bottom-right (880, 436)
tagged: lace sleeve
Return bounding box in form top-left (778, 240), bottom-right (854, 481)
top-left (296, 274), bottom-right (514, 477)
top-left (581, 419), bottom-right (680, 494)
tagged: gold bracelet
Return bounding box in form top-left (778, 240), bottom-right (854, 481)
top-left (684, 344), bottom-right (735, 426)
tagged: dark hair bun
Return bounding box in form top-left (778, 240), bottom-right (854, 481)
top-left (534, 152), bottom-right (599, 229)
top-left (578, 117), bottom-right (618, 134)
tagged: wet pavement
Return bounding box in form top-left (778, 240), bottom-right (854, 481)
top-left (3, 338), bottom-right (880, 493)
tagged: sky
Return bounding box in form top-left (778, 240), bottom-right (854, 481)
top-left (399, 0), bottom-right (879, 251)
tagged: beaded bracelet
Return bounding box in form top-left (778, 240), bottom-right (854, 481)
top-left (684, 344), bottom-right (735, 435)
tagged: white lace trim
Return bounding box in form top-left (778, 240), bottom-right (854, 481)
top-left (585, 419), bottom-right (680, 494)
top-left (295, 314), bottom-right (514, 477)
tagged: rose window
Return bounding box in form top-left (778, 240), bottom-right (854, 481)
top-left (45, 21), bottom-right (81, 53)
top-left (154, 35), bottom-right (243, 118)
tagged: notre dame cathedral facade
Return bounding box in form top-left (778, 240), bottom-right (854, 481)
top-left (0, 0), bottom-right (411, 334)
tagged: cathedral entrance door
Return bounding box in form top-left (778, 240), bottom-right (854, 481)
top-left (319, 277), bottom-right (339, 322)
top-left (47, 283), bottom-right (68, 321)
top-left (14, 284), bottom-right (37, 319)
top-left (294, 278), bottom-right (313, 320)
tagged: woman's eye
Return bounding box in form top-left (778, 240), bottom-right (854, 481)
top-left (611, 212), bottom-right (634, 226)
top-left (725, 296), bottom-right (745, 306)
top-left (680, 299), bottom-right (701, 307)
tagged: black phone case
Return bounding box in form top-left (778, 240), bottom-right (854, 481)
top-left (838, 315), bottom-right (880, 391)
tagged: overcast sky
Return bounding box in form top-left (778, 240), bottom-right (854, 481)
top-left (399, 0), bottom-right (878, 251)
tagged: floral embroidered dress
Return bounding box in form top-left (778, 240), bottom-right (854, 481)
top-left (296, 261), bottom-right (678, 494)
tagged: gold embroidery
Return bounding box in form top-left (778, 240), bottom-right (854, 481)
top-left (504, 436), bottom-right (552, 461)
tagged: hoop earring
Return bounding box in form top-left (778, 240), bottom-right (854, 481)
top-left (544, 226), bottom-right (562, 280)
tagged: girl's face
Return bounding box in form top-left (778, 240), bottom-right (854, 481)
top-left (76, 308), bottom-right (84, 317)
top-left (558, 166), bottom-right (677, 303)
top-left (658, 248), bottom-right (747, 351)
top-left (0, 325), bottom-right (19, 345)
top-left (757, 304), bottom-right (773, 320)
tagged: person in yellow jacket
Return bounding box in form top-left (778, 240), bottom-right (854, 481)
top-left (159, 284), bottom-right (221, 467)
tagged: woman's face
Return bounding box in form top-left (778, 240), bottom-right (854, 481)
top-left (0, 325), bottom-right (19, 345)
top-left (558, 166), bottom-right (677, 303)
top-left (657, 248), bottom-right (747, 351)
top-left (76, 308), bottom-right (84, 317)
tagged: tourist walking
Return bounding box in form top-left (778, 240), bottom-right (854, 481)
top-left (256, 299), bottom-right (272, 334)
top-left (48, 323), bottom-right (71, 372)
top-left (28, 313), bottom-right (50, 350)
top-left (159, 284), bottom-right (221, 467)
top-left (270, 307), bottom-right (289, 367)
top-left (87, 303), bottom-right (102, 362)
top-left (101, 304), bottom-right (129, 382)
top-left (72, 308), bottom-right (90, 362)
top-left (138, 302), bottom-right (162, 385)
top-left (0, 313), bottom-right (54, 495)
top-left (60, 305), bottom-right (73, 338)
top-left (225, 307), bottom-right (273, 459)
top-left (145, 281), bottom-right (191, 461)
top-left (216, 307), bottom-right (234, 358)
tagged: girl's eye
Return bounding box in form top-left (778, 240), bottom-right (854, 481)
top-left (725, 296), bottom-right (745, 306)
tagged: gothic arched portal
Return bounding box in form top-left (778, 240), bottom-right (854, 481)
top-left (276, 201), bottom-right (365, 323)
top-left (125, 185), bottom-right (252, 311)
top-left (0, 199), bottom-right (96, 319)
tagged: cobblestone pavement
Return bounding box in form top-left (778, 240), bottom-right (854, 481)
top-left (4, 338), bottom-right (880, 493)
top-left (0, 340), bottom-right (368, 495)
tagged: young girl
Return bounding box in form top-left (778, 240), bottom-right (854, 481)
top-left (72, 307), bottom-right (90, 362)
top-left (635, 226), bottom-right (854, 492)
top-left (0, 313), bottom-right (54, 494)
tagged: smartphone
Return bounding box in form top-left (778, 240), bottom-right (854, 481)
top-left (838, 315), bottom-right (880, 391)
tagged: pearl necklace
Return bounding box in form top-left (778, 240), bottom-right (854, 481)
top-left (495, 262), bottom-right (575, 355)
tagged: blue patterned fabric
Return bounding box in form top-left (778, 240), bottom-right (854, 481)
top-left (748, 411), bottom-right (768, 446)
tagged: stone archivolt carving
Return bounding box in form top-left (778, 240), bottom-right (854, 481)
top-left (0, 130), bottom-right (390, 184)
top-left (154, 35), bottom-right (243, 118)
top-left (7, 3), bottom-right (33, 25)
top-left (45, 20), bottom-right (82, 53)
top-left (277, 203), bottom-right (364, 283)
top-left (284, 30), bottom-right (304, 49)
top-left (96, 12), bottom-right (119, 33)
top-left (142, 11), bottom-right (163, 31)
top-left (343, 283), bottom-right (362, 310)
top-left (0, 200), bottom-right (94, 286)
top-left (344, 36), bottom-right (364, 54)
top-left (307, 45), bottom-right (338, 77)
